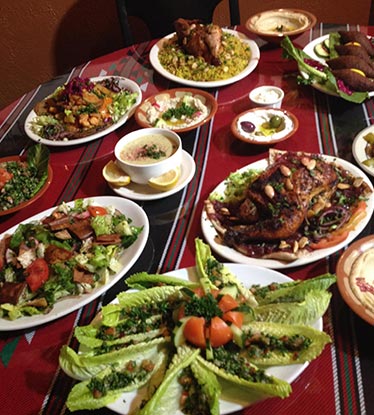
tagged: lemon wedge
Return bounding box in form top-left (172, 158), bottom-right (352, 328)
top-left (350, 68), bottom-right (366, 77)
top-left (102, 160), bottom-right (131, 187)
top-left (148, 166), bottom-right (181, 191)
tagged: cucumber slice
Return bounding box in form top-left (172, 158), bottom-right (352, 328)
top-left (314, 43), bottom-right (330, 58)
top-left (323, 38), bottom-right (330, 51)
top-left (230, 324), bottom-right (244, 348)
top-left (172, 317), bottom-right (189, 347)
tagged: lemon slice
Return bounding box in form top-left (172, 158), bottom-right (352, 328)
top-left (350, 68), bottom-right (366, 77)
top-left (102, 160), bottom-right (131, 187)
top-left (148, 166), bottom-right (181, 191)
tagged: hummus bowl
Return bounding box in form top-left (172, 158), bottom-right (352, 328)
top-left (114, 128), bottom-right (182, 184)
top-left (246, 9), bottom-right (317, 44)
top-left (231, 107), bottom-right (299, 145)
top-left (336, 235), bottom-right (374, 325)
top-left (135, 88), bottom-right (218, 133)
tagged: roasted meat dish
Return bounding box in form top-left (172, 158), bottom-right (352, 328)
top-left (205, 150), bottom-right (372, 262)
top-left (174, 18), bottom-right (223, 66)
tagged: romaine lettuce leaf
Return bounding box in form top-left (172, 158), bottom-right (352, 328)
top-left (126, 272), bottom-right (199, 290)
top-left (252, 273), bottom-right (336, 305)
top-left (196, 354), bottom-right (291, 402)
top-left (240, 321), bottom-right (331, 366)
top-left (254, 290), bottom-right (332, 325)
top-left (139, 346), bottom-right (200, 415)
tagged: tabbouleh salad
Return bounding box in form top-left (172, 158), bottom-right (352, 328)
top-left (158, 32), bottom-right (251, 82)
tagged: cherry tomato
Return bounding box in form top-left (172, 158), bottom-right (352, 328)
top-left (183, 316), bottom-right (206, 349)
top-left (223, 311), bottom-right (244, 328)
top-left (218, 294), bottom-right (239, 313)
top-left (25, 258), bottom-right (49, 292)
top-left (88, 206), bottom-right (108, 217)
top-left (209, 316), bottom-right (233, 347)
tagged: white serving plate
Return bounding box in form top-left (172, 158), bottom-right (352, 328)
top-left (0, 196), bottom-right (149, 331)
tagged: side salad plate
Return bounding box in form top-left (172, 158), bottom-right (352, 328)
top-left (150, 29), bottom-right (260, 88)
top-left (0, 196), bottom-right (149, 330)
top-left (0, 144), bottom-right (52, 216)
top-left (24, 76), bottom-right (142, 147)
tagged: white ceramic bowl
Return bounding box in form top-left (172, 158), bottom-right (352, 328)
top-left (249, 85), bottom-right (284, 108)
top-left (114, 128), bottom-right (182, 184)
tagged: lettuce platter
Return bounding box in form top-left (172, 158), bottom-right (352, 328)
top-left (59, 238), bottom-right (335, 414)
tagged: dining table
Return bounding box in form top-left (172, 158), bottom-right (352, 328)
top-left (1, 21), bottom-right (374, 415)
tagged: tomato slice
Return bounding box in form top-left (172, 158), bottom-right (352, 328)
top-left (218, 294), bottom-right (239, 313)
top-left (209, 316), bottom-right (233, 347)
top-left (223, 311), bottom-right (244, 328)
top-left (88, 206), bottom-right (108, 217)
top-left (25, 258), bottom-right (49, 292)
top-left (310, 230), bottom-right (349, 250)
top-left (183, 316), bottom-right (206, 349)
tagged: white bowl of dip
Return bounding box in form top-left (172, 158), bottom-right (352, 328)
top-left (115, 128), bottom-right (182, 184)
top-left (249, 86), bottom-right (284, 108)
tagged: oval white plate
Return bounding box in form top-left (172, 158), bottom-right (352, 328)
top-left (301, 35), bottom-right (374, 98)
top-left (201, 155), bottom-right (374, 269)
top-left (0, 196), bottom-right (149, 331)
top-left (106, 263), bottom-right (322, 414)
top-left (150, 29), bottom-right (260, 88)
top-left (110, 150), bottom-right (196, 201)
top-left (352, 124), bottom-right (374, 178)
top-left (24, 76), bottom-right (142, 147)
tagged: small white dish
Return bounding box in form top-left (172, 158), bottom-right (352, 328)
top-left (249, 86), bottom-right (284, 108)
top-left (110, 150), bottom-right (195, 201)
top-left (353, 124), bottom-right (374, 178)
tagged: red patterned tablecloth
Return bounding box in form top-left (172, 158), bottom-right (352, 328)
top-left (1, 23), bottom-right (374, 415)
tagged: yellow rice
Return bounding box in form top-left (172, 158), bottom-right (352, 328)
top-left (158, 32), bottom-right (251, 82)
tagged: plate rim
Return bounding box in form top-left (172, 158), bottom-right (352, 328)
top-left (110, 150), bottom-right (196, 201)
top-left (134, 87), bottom-right (218, 133)
top-left (230, 107), bottom-right (299, 145)
top-left (106, 262), bottom-right (322, 414)
top-left (0, 155), bottom-right (53, 216)
top-left (336, 234), bottom-right (374, 325)
top-left (149, 29), bottom-right (260, 88)
top-left (201, 154), bottom-right (374, 269)
top-left (24, 76), bottom-right (142, 147)
top-left (0, 196), bottom-right (149, 331)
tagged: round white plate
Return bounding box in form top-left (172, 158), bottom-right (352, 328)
top-left (110, 150), bottom-right (196, 201)
top-left (301, 35), bottom-right (374, 98)
top-left (106, 263), bottom-right (322, 414)
top-left (352, 124), bottom-right (374, 178)
top-left (149, 29), bottom-right (260, 88)
top-left (24, 76), bottom-right (142, 147)
top-left (201, 155), bottom-right (374, 269)
top-left (0, 196), bottom-right (149, 331)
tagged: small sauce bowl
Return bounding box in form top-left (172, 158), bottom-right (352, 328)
top-left (249, 86), bottom-right (284, 108)
top-left (114, 128), bottom-right (182, 184)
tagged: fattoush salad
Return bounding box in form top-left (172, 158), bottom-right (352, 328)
top-left (59, 238), bottom-right (335, 414)
top-left (30, 76), bottom-right (139, 141)
top-left (0, 199), bottom-right (144, 320)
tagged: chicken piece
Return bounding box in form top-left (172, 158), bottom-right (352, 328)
top-left (327, 55), bottom-right (374, 77)
top-left (221, 154), bottom-right (338, 244)
top-left (174, 18), bottom-right (222, 66)
top-left (338, 31), bottom-right (374, 57)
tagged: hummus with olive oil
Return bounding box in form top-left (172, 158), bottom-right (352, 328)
top-left (349, 247), bottom-right (374, 312)
top-left (141, 93), bottom-right (209, 130)
top-left (251, 10), bottom-right (310, 35)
